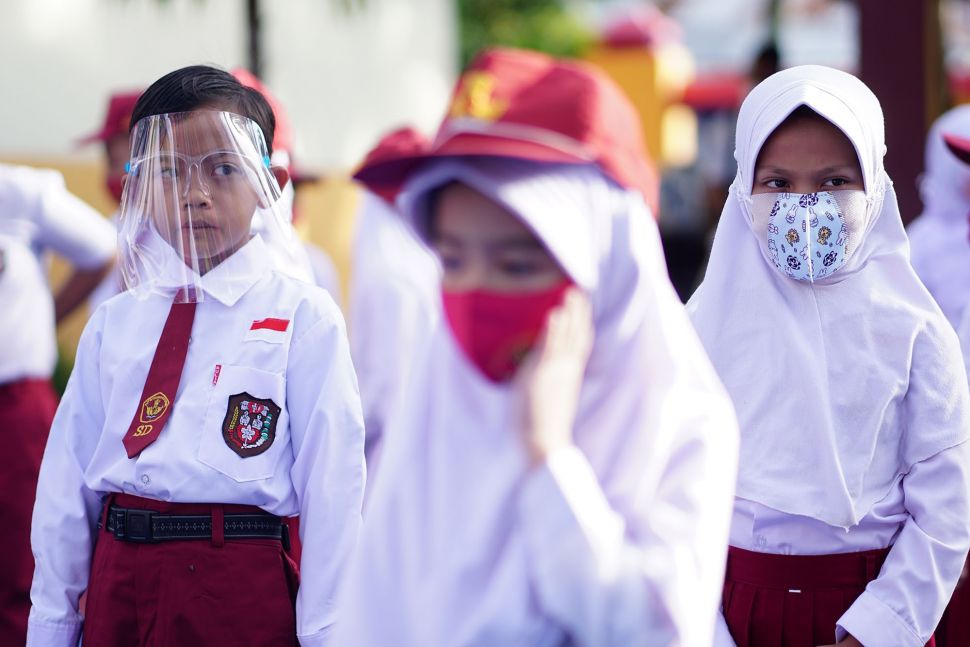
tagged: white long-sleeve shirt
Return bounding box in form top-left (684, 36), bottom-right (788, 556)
top-left (28, 236), bottom-right (365, 647)
top-left (715, 441), bottom-right (970, 647)
top-left (0, 164), bottom-right (116, 382)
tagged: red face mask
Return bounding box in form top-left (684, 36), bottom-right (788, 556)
top-left (442, 280), bottom-right (572, 383)
top-left (106, 175), bottom-right (124, 204)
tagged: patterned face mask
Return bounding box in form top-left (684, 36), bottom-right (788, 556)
top-left (751, 191), bottom-right (866, 282)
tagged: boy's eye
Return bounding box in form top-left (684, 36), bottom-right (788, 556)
top-left (211, 163), bottom-right (240, 177)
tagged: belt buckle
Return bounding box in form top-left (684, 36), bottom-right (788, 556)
top-left (122, 509), bottom-right (156, 543)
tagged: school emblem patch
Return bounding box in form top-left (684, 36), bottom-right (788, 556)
top-left (222, 392), bottom-right (280, 458)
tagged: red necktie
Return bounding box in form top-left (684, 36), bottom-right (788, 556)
top-left (122, 299), bottom-right (197, 458)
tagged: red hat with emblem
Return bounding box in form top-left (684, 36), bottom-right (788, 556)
top-left (78, 90), bottom-right (142, 144)
top-left (231, 68), bottom-right (319, 184)
top-left (354, 47), bottom-right (659, 213)
top-left (355, 126), bottom-right (431, 203)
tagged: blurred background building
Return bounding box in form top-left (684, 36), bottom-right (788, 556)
top-left (0, 0), bottom-right (963, 374)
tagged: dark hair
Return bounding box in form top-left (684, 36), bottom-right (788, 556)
top-left (131, 65), bottom-right (276, 155)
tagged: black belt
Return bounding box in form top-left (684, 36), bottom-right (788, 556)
top-left (104, 504), bottom-right (290, 550)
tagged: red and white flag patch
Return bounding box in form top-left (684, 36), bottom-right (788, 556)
top-left (250, 318), bottom-right (290, 332)
top-left (245, 318), bottom-right (290, 343)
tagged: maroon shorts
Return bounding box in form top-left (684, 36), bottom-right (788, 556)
top-left (83, 493), bottom-right (301, 647)
top-left (0, 378), bottom-right (57, 646)
top-left (722, 545), bottom-right (935, 647)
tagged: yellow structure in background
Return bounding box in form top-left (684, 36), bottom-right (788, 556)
top-left (1, 157), bottom-right (361, 364)
top-left (584, 42), bottom-right (697, 169)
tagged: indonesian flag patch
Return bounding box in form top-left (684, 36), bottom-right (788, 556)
top-left (222, 392), bottom-right (281, 458)
top-left (244, 318), bottom-right (290, 344)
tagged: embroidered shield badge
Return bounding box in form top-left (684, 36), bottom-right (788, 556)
top-left (222, 392), bottom-right (281, 458)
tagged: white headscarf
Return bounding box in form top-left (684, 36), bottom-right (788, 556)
top-left (335, 158), bottom-right (738, 646)
top-left (908, 105), bottom-right (970, 328)
top-left (688, 65), bottom-right (970, 529)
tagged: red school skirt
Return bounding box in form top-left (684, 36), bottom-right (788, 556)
top-left (83, 493), bottom-right (301, 647)
top-left (0, 378), bottom-right (58, 647)
top-left (723, 545), bottom-right (935, 647)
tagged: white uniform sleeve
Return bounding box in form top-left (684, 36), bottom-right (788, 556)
top-left (32, 171), bottom-right (115, 269)
top-left (286, 307), bottom-right (366, 647)
top-left (837, 441), bottom-right (970, 647)
top-left (518, 415), bottom-right (737, 647)
top-left (27, 307), bottom-right (107, 647)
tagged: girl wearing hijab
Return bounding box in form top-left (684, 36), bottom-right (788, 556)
top-left (688, 65), bottom-right (970, 647)
top-left (908, 105), bottom-right (970, 329)
top-left (334, 48), bottom-right (739, 647)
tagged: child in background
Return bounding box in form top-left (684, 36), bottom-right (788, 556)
top-left (931, 130), bottom-right (970, 647)
top-left (334, 48), bottom-right (738, 647)
top-left (28, 65), bottom-right (365, 646)
top-left (0, 162), bottom-right (115, 646)
top-left (688, 65), bottom-right (970, 647)
top-left (907, 105), bottom-right (970, 329)
top-left (350, 127), bottom-right (439, 464)
top-left (81, 90), bottom-right (141, 310)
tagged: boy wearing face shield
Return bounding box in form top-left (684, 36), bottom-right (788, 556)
top-left (27, 66), bottom-right (365, 647)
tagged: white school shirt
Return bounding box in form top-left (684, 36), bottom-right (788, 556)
top-left (0, 164), bottom-right (115, 383)
top-left (713, 440), bottom-right (970, 647)
top-left (349, 190), bottom-right (439, 451)
top-left (27, 235), bottom-right (366, 647)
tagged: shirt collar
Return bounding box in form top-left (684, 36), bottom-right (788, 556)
top-left (198, 235), bottom-right (271, 306)
top-left (149, 234), bottom-right (270, 307)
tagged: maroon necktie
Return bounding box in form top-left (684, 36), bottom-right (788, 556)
top-left (122, 299), bottom-right (197, 458)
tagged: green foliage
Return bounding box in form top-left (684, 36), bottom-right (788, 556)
top-left (458, 0), bottom-right (595, 67)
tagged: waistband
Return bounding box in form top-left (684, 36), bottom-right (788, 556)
top-left (726, 545), bottom-right (891, 590)
top-left (101, 493), bottom-right (290, 550)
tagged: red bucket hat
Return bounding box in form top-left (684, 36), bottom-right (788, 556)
top-left (354, 47), bottom-right (659, 213)
top-left (356, 126), bottom-right (430, 203)
top-left (231, 68), bottom-right (319, 184)
top-left (943, 132), bottom-right (970, 166)
top-left (78, 90), bottom-right (142, 145)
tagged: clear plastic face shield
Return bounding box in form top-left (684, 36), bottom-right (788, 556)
top-left (118, 110), bottom-right (306, 302)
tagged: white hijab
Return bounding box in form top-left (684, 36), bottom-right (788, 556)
top-left (688, 65), bottom-right (970, 529)
top-left (908, 105), bottom-right (970, 328)
top-left (335, 158), bottom-right (738, 646)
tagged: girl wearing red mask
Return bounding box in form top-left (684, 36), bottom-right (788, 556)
top-left (335, 48), bottom-right (740, 647)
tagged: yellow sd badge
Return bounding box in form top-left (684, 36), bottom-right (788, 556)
top-left (140, 392), bottom-right (170, 424)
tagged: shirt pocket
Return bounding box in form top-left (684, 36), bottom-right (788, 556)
top-left (198, 364), bottom-right (288, 482)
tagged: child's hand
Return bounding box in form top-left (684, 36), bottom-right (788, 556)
top-left (512, 288), bottom-right (593, 467)
top-left (817, 635), bottom-right (863, 647)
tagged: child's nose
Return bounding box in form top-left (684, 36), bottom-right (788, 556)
top-left (180, 165), bottom-right (211, 206)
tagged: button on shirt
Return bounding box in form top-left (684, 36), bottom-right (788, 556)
top-left (27, 236), bottom-right (366, 647)
top-left (0, 164), bottom-right (115, 383)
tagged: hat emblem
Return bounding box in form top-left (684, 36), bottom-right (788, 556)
top-left (449, 72), bottom-right (508, 122)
